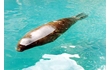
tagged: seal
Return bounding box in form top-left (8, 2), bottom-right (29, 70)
top-left (16, 13), bottom-right (88, 52)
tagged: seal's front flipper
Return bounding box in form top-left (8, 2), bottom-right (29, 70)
top-left (75, 13), bottom-right (88, 20)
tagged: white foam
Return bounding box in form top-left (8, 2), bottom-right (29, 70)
top-left (42, 53), bottom-right (80, 59)
top-left (6, 54), bottom-right (12, 57)
top-left (99, 56), bottom-right (105, 60)
top-left (20, 25), bottom-right (55, 46)
top-left (69, 45), bottom-right (76, 48)
top-left (16, 0), bottom-right (22, 5)
top-left (61, 45), bottom-right (76, 49)
top-left (97, 65), bottom-right (106, 70)
top-left (61, 46), bottom-right (67, 48)
top-left (22, 53), bottom-right (84, 70)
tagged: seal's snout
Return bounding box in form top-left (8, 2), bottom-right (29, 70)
top-left (16, 45), bottom-right (24, 52)
top-left (16, 47), bottom-right (22, 52)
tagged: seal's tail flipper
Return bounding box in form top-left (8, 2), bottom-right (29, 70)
top-left (75, 13), bottom-right (88, 20)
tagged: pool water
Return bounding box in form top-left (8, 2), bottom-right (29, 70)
top-left (4, 0), bottom-right (106, 70)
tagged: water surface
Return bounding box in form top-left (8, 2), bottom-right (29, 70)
top-left (4, 0), bottom-right (106, 70)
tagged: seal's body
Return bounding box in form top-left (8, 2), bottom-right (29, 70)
top-left (17, 13), bottom-right (88, 52)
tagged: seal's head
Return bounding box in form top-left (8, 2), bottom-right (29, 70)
top-left (16, 42), bottom-right (37, 52)
top-left (16, 38), bottom-right (35, 52)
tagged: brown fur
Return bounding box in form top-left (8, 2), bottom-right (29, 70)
top-left (17, 17), bottom-right (78, 52)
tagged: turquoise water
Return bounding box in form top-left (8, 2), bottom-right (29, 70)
top-left (4, 0), bottom-right (106, 70)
